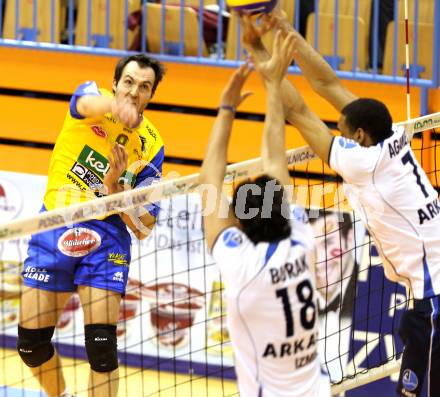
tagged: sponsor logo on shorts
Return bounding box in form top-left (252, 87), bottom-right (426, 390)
top-left (91, 125), bottom-right (107, 138)
top-left (23, 266), bottom-right (50, 283)
top-left (402, 369), bottom-right (418, 393)
top-left (57, 227), bottom-right (101, 257)
top-left (0, 178), bottom-right (23, 221)
top-left (78, 145), bottom-right (109, 179)
top-left (223, 230), bottom-right (243, 248)
top-left (113, 271), bottom-right (124, 282)
top-left (108, 253), bottom-right (129, 266)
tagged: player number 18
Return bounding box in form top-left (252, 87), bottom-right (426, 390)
top-left (276, 279), bottom-right (316, 338)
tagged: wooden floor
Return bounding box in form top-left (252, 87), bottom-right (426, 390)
top-left (0, 348), bottom-right (238, 397)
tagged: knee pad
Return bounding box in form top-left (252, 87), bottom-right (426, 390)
top-left (84, 324), bottom-right (118, 373)
top-left (17, 325), bottom-right (55, 368)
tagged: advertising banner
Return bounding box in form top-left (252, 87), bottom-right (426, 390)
top-left (0, 171), bottom-right (407, 393)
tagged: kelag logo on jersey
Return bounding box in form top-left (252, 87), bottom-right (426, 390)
top-left (78, 145), bottom-right (110, 178)
top-left (223, 230), bottom-right (243, 248)
top-left (338, 137), bottom-right (358, 149)
top-left (77, 145), bottom-right (135, 188)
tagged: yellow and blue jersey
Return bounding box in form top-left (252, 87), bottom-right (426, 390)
top-left (44, 81), bottom-right (164, 219)
top-left (23, 81), bottom-right (164, 294)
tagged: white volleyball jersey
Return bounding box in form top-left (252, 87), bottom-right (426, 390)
top-left (329, 125), bottom-right (440, 299)
top-left (212, 207), bottom-right (330, 397)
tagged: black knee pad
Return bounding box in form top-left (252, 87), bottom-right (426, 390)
top-left (84, 324), bottom-right (118, 373)
top-left (17, 325), bottom-right (55, 368)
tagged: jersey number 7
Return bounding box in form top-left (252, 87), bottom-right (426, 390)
top-left (276, 279), bottom-right (316, 338)
top-left (401, 150), bottom-right (429, 198)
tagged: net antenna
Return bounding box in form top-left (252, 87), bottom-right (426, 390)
top-left (404, 0), bottom-right (411, 120)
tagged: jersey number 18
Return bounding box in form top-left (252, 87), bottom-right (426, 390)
top-left (276, 279), bottom-right (316, 337)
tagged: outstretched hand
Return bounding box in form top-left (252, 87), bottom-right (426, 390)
top-left (219, 61), bottom-right (253, 109)
top-left (269, 7), bottom-right (294, 36)
top-left (253, 30), bottom-right (296, 84)
top-left (104, 143), bottom-right (128, 195)
top-left (240, 13), bottom-right (274, 50)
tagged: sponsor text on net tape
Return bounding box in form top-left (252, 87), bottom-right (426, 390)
top-left (2, 111), bottom-right (438, 242)
top-left (0, 146), bottom-right (316, 241)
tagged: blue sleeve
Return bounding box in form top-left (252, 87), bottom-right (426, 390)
top-left (69, 81), bottom-right (101, 119)
top-left (134, 146), bottom-right (164, 218)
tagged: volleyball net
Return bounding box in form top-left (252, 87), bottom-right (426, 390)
top-left (0, 112), bottom-right (439, 396)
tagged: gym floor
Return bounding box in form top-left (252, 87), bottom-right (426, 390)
top-left (0, 348), bottom-right (238, 397)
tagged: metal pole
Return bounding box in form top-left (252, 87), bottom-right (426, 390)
top-left (68, 0), bottom-right (74, 45)
top-left (141, 0), bottom-right (147, 53)
top-left (332, 0), bottom-right (339, 69)
top-left (87, 0), bottom-right (92, 46)
top-left (352, 0), bottom-right (359, 72)
top-left (432, 0), bottom-right (440, 87)
top-left (371, 0), bottom-right (380, 75)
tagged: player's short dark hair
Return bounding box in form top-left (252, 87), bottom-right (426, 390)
top-left (309, 209), bottom-right (353, 240)
top-left (232, 175), bottom-right (291, 244)
top-left (341, 98), bottom-right (393, 144)
top-left (113, 54), bottom-right (166, 97)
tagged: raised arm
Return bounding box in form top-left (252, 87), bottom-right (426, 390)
top-left (73, 81), bottom-right (139, 127)
top-left (240, 15), bottom-right (307, 127)
top-left (287, 99), bottom-right (335, 165)
top-left (198, 63), bottom-right (252, 251)
top-left (250, 30), bottom-right (295, 190)
top-left (240, 14), bottom-right (348, 131)
top-left (270, 10), bottom-right (357, 112)
top-left (241, 16), bottom-right (334, 165)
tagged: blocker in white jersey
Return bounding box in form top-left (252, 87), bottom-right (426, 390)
top-left (199, 38), bottom-right (330, 397)
top-left (212, 208), bottom-right (330, 397)
top-left (252, 12), bottom-right (440, 396)
top-left (329, 125), bottom-right (440, 300)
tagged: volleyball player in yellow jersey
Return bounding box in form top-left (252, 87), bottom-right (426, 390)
top-left (16, 54), bottom-right (165, 397)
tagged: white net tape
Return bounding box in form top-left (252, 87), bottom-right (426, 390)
top-left (0, 112), bottom-right (439, 395)
top-left (1, 111), bottom-right (439, 243)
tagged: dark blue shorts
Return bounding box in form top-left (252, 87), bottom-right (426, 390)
top-left (22, 213), bottom-right (132, 295)
top-left (397, 295), bottom-right (440, 397)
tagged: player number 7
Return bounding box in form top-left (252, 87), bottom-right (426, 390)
top-left (401, 150), bottom-right (429, 198)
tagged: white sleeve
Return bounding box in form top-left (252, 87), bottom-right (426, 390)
top-left (329, 136), bottom-right (379, 184)
top-left (290, 205), bottom-right (315, 252)
top-left (211, 227), bottom-right (256, 289)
